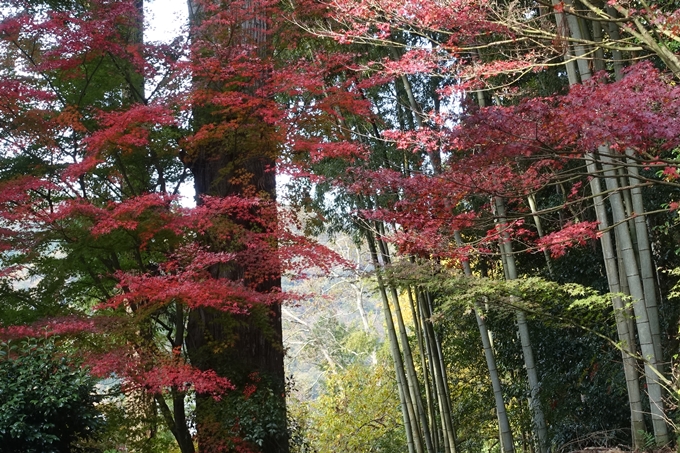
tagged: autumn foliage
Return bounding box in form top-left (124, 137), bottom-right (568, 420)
top-left (0, 0), bottom-right (341, 451)
top-left (2, 0), bottom-right (680, 450)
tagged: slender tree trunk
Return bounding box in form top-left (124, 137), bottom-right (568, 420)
top-left (551, 0), bottom-right (579, 85)
top-left (375, 230), bottom-right (436, 453)
top-left (589, 17), bottom-right (606, 72)
top-left (563, 0), bottom-right (592, 82)
top-left (599, 149), bottom-right (668, 444)
top-left (155, 391), bottom-right (195, 453)
top-left (366, 229), bottom-right (421, 453)
top-left (477, 85), bottom-right (545, 453)
top-left (418, 288), bottom-right (458, 453)
top-left (455, 230), bottom-right (514, 452)
top-left (626, 148), bottom-right (663, 367)
top-left (476, 301), bottom-right (515, 453)
top-left (527, 194), bottom-right (554, 279)
top-left (584, 156), bottom-right (646, 448)
top-left (557, 11), bottom-right (651, 446)
top-left (408, 287), bottom-right (440, 452)
top-left (391, 48), bottom-right (441, 173)
top-left (495, 197), bottom-right (548, 453)
top-left (605, 6), bottom-right (625, 80)
top-left (476, 81), bottom-right (542, 453)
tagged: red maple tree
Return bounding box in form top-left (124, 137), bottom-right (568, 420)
top-left (0, 1), bottom-right (345, 451)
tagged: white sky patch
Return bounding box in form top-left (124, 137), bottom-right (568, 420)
top-left (144, 0), bottom-right (187, 44)
top-left (145, 1), bottom-right (196, 207)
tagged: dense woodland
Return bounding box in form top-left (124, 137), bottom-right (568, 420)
top-left (1, 0), bottom-right (680, 452)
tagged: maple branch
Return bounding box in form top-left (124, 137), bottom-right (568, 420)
top-left (106, 51), bottom-right (147, 105)
top-left (151, 314), bottom-right (174, 343)
top-left (113, 151), bottom-right (139, 197)
top-left (11, 40), bottom-right (68, 108)
top-left (172, 166), bottom-right (190, 197)
top-left (80, 257), bottom-right (113, 300)
top-left (77, 55), bottom-right (107, 107)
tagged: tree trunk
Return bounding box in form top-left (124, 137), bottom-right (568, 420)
top-left (495, 197), bottom-right (548, 453)
top-left (599, 149), bottom-right (668, 444)
top-left (456, 230), bottom-right (514, 452)
top-left (418, 288), bottom-right (459, 453)
top-left (375, 231), bottom-right (436, 453)
top-left (184, 135), bottom-right (287, 452)
top-left (626, 148), bottom-right (663, 367)
top-left (184, 1), bottom-right (288, 451)
top-left (584, 157), bottom-right (646, 448)
top-left (557, 12), bottom-right (650, 446)
top-left (408, 287), bottom-right (440, 452)
top-left (476, 301), bottom-right (515, 453)
top-left (366, 229), bottom-right (421, 453)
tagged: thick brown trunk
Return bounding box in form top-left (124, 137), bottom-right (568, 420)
top-left (185, 151), bottom-right (287, 451)
top-left (184, 91), bottom-right (287, 453)
top-left (186, 302), bottom-right (287, 452)
top-left (184, 0), bottom-right (287, 447)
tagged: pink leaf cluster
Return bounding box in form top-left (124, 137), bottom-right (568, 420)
top-left (535, 222), bottom-right (601, 258)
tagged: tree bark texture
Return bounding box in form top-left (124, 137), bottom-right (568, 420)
top-left (184, 1), bottom-right (288, 451)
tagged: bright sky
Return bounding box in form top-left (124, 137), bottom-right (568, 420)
top-left (145, 1), bottom-right (195, 205)
top-left (145, 0), bottom-right (187, 43)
